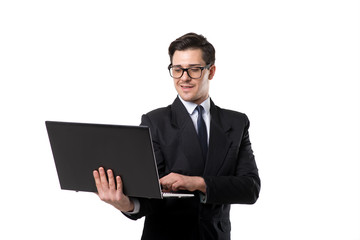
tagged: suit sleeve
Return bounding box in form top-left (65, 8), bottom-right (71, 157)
top-left (203, 115), bottom-right (261, 205)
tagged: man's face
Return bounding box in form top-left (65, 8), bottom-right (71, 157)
top-left (171, 49), bottom-right (215, 105)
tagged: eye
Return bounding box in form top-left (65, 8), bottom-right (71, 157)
top-left (189, 67), bottom-right (201, 73)
top-left (173, 68), bottom-right (182, 73)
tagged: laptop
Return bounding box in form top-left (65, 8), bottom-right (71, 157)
top-left (45, 121), bottom-right (194, 199)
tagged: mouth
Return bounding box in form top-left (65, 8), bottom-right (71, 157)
top-left (180, 85), bottom-right (194, 90)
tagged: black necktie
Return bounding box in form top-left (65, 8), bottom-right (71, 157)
top-left (196, 105), bottom-right (208, 161)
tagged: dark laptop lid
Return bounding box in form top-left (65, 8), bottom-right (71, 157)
top-left (45, 121), bottom-right (162, 199)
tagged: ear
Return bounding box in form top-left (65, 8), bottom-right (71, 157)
top-left (208, 65), bottom-right (216, 80)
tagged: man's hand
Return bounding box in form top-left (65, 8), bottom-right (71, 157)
top-left (93, 167), bottom-right (134, 212)
top-left (159, 172), bottom-right (206, 194)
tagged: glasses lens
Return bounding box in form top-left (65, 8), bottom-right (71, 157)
top-left (188, 67), bottom-right (202, 79)
top-left (170, 67), bottom-right (183, 78)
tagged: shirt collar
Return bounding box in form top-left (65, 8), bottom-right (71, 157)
top-left (178, 95), bottom-right (211, 115)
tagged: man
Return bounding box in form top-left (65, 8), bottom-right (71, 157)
top-left (93, 33), bottom-right (260, 240)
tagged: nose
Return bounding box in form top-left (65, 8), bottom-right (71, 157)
top-left (180, 69), bottom-right (191, 81)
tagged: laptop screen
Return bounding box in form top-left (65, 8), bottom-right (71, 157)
top-left (46, 121), bottom-right (163, 199)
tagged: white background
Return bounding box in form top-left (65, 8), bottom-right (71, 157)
top-left (0, 0), bottom-right (359, 239)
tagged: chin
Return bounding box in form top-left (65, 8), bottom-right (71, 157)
top-left (180, 96), bottom-right (192, 102)
top-left (178, 93), bottom-right (194, 101)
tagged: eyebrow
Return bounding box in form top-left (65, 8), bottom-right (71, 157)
top-left (172, 64), bottom-right (203, 68)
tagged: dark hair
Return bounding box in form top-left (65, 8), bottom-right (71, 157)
top-left (168, 32), bottom-right (216, 65)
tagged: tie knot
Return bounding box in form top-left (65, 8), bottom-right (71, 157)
top-left (196, 105), bottom-right (204, 115)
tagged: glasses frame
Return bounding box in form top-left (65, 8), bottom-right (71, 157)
top-left (168, 63), bottom-right (212, 79)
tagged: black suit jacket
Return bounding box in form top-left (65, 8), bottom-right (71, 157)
top-left (127, 97), bottom-right (260, 240)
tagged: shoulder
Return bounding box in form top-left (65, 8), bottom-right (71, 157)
top-left (144, 105), bottom-right (172, 120)
top-left (212, 104), bottom-right (250, 125)
top-left (141, 104), bottom-right (173, 130)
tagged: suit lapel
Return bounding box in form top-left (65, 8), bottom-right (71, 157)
top-left (170, 97), bottom-right (232, 176)
top-left (171, 97), bottom-right (205, 173)
top-left (203, 99), bottom-right (232, 176)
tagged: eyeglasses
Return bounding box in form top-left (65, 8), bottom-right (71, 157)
top-left (168, 64), bottom-right (211, 79)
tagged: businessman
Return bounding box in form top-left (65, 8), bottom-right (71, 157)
top-left (93, 32), bottom-right (260, 240)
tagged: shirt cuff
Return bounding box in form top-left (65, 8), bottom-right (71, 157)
top-left (199, 192), bottom-right (207, 203)
top-left (123, 198), bottom-right (140, 215)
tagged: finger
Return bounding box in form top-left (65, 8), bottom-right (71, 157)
top-left (172, 183), bottom-right (187, 191)
top-left (162, 184), bottom-right (170, 191)
top-left (159, 173), bottom-right (174, 186)
top-left (159, 176), bottom-right (166, 185)
top-left (159, 178), bottom-right (171, 190)
top-left (107, 169), bottom-right (116, 190)
top-left (93, 170), bottom-right (103, 195)
top-left (99, 167), bottom-right (109, 189)
top-left (116, 176), bottom-right (123, 192)
top-left (171, 181), bottom-right (179, 191)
